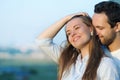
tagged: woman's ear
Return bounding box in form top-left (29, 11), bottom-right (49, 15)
top-left (90, 27), bottom-right (93, 36)
top-left (90, 31), bottom-right (93, 36)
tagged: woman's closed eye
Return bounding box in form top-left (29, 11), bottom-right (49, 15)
top-left (75, 26), bottom-right (80, 30)
top-left (67, 32), bottom-right (71, 36)
top-left (74, 25), bottom-right (81, 30)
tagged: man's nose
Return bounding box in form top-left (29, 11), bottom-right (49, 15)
top-left (96, 30), bottom-right (100, 36)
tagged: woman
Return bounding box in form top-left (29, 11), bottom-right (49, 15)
top-left (36, 13), bottom-right (119, 80)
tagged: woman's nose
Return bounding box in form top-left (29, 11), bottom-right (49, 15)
top-left (71, 31), bottom-right (76, 37)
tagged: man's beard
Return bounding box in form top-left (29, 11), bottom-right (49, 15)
top-left (100, 34), bottom-right (116, 46)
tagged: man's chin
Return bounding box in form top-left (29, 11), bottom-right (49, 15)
top-left (100, 41), bottom-right (106, 45)
top-left (101, 41), bottom-right (109, 46)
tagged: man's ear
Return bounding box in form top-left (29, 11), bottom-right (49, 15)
top-left (114, 22), bottom-right (120, 32)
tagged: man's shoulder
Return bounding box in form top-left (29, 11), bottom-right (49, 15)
top-left (111, 49), bottom-right (120, 60)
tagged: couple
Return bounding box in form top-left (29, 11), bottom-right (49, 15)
top-left (37, 1), bottom-right (120, 80)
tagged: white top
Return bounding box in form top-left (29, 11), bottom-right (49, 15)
top-left (111, 49), bottom-right (120, 60)
top-left (112, 49), bottom-right (120, 77)
top-left (102, 46), bottom-right (120, 60)
top-left (36, 38), bottom-right (119, 80)
top-left (104, 48), bottom-right (120, 78)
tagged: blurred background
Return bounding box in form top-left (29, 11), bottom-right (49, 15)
top-left (0, 0), bottom-right (119, 80)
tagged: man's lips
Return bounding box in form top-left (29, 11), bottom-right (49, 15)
top-left (98, 36), bottom-right (104, 40)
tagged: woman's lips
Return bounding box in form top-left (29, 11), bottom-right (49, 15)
top-left (73, 36), bottom-right (81, 42)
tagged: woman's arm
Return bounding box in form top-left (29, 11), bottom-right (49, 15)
top-left (37, 12), bottom-right (86, 63)
top-left (37, 15), bottom-right (70, 39)
top-left (37, 12), bottom-right (86, 39)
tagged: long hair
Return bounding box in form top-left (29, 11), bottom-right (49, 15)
top-left (58, 15), bottom-right (104, 80)
top-left (82, 24), bottom-right (104, 80)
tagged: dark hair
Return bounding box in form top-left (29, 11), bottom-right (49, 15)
top-left (94, 1), bottom-right (120, 28)
top-left (58, 15), bottom-right (104, 80)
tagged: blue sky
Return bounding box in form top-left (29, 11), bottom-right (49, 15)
top-left (0, 0), bottom-right (107, 47)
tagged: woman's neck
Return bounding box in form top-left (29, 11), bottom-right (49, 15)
top-left (80, 44), bottom-right (89, 59)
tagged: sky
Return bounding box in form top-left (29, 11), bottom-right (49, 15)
top-left (0, 0), bottom-right (108, 47)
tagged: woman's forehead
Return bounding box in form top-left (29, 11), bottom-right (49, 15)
top-left (66, 18), bottom-right (83, 27)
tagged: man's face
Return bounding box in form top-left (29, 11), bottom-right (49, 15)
top-left (92, 13), bottom-right (116, 46)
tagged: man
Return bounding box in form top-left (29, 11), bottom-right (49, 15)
top-left (92, 1), bottom-right (120, 78)
top-left (92, 1), bottom-right (120, 77)
top-left (92, 1), bottom-right (120, 60)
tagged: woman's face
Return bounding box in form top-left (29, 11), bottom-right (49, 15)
top-left (66, 18), bottom-right (92, 49)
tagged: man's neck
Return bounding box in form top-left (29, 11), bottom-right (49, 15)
top-left (109, 36), bottom-right (120, 52)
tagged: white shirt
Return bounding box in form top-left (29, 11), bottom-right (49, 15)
top-left (102, 46), bottom-right (120, 60)
top-left (112, 50), bottom-right (120, 78)
top-left (36, 38), bottom-right (119, 80)
top-left (111, 49), bottom-right (120, 60)
top-left (104, 48), bottom-right (120, 78)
